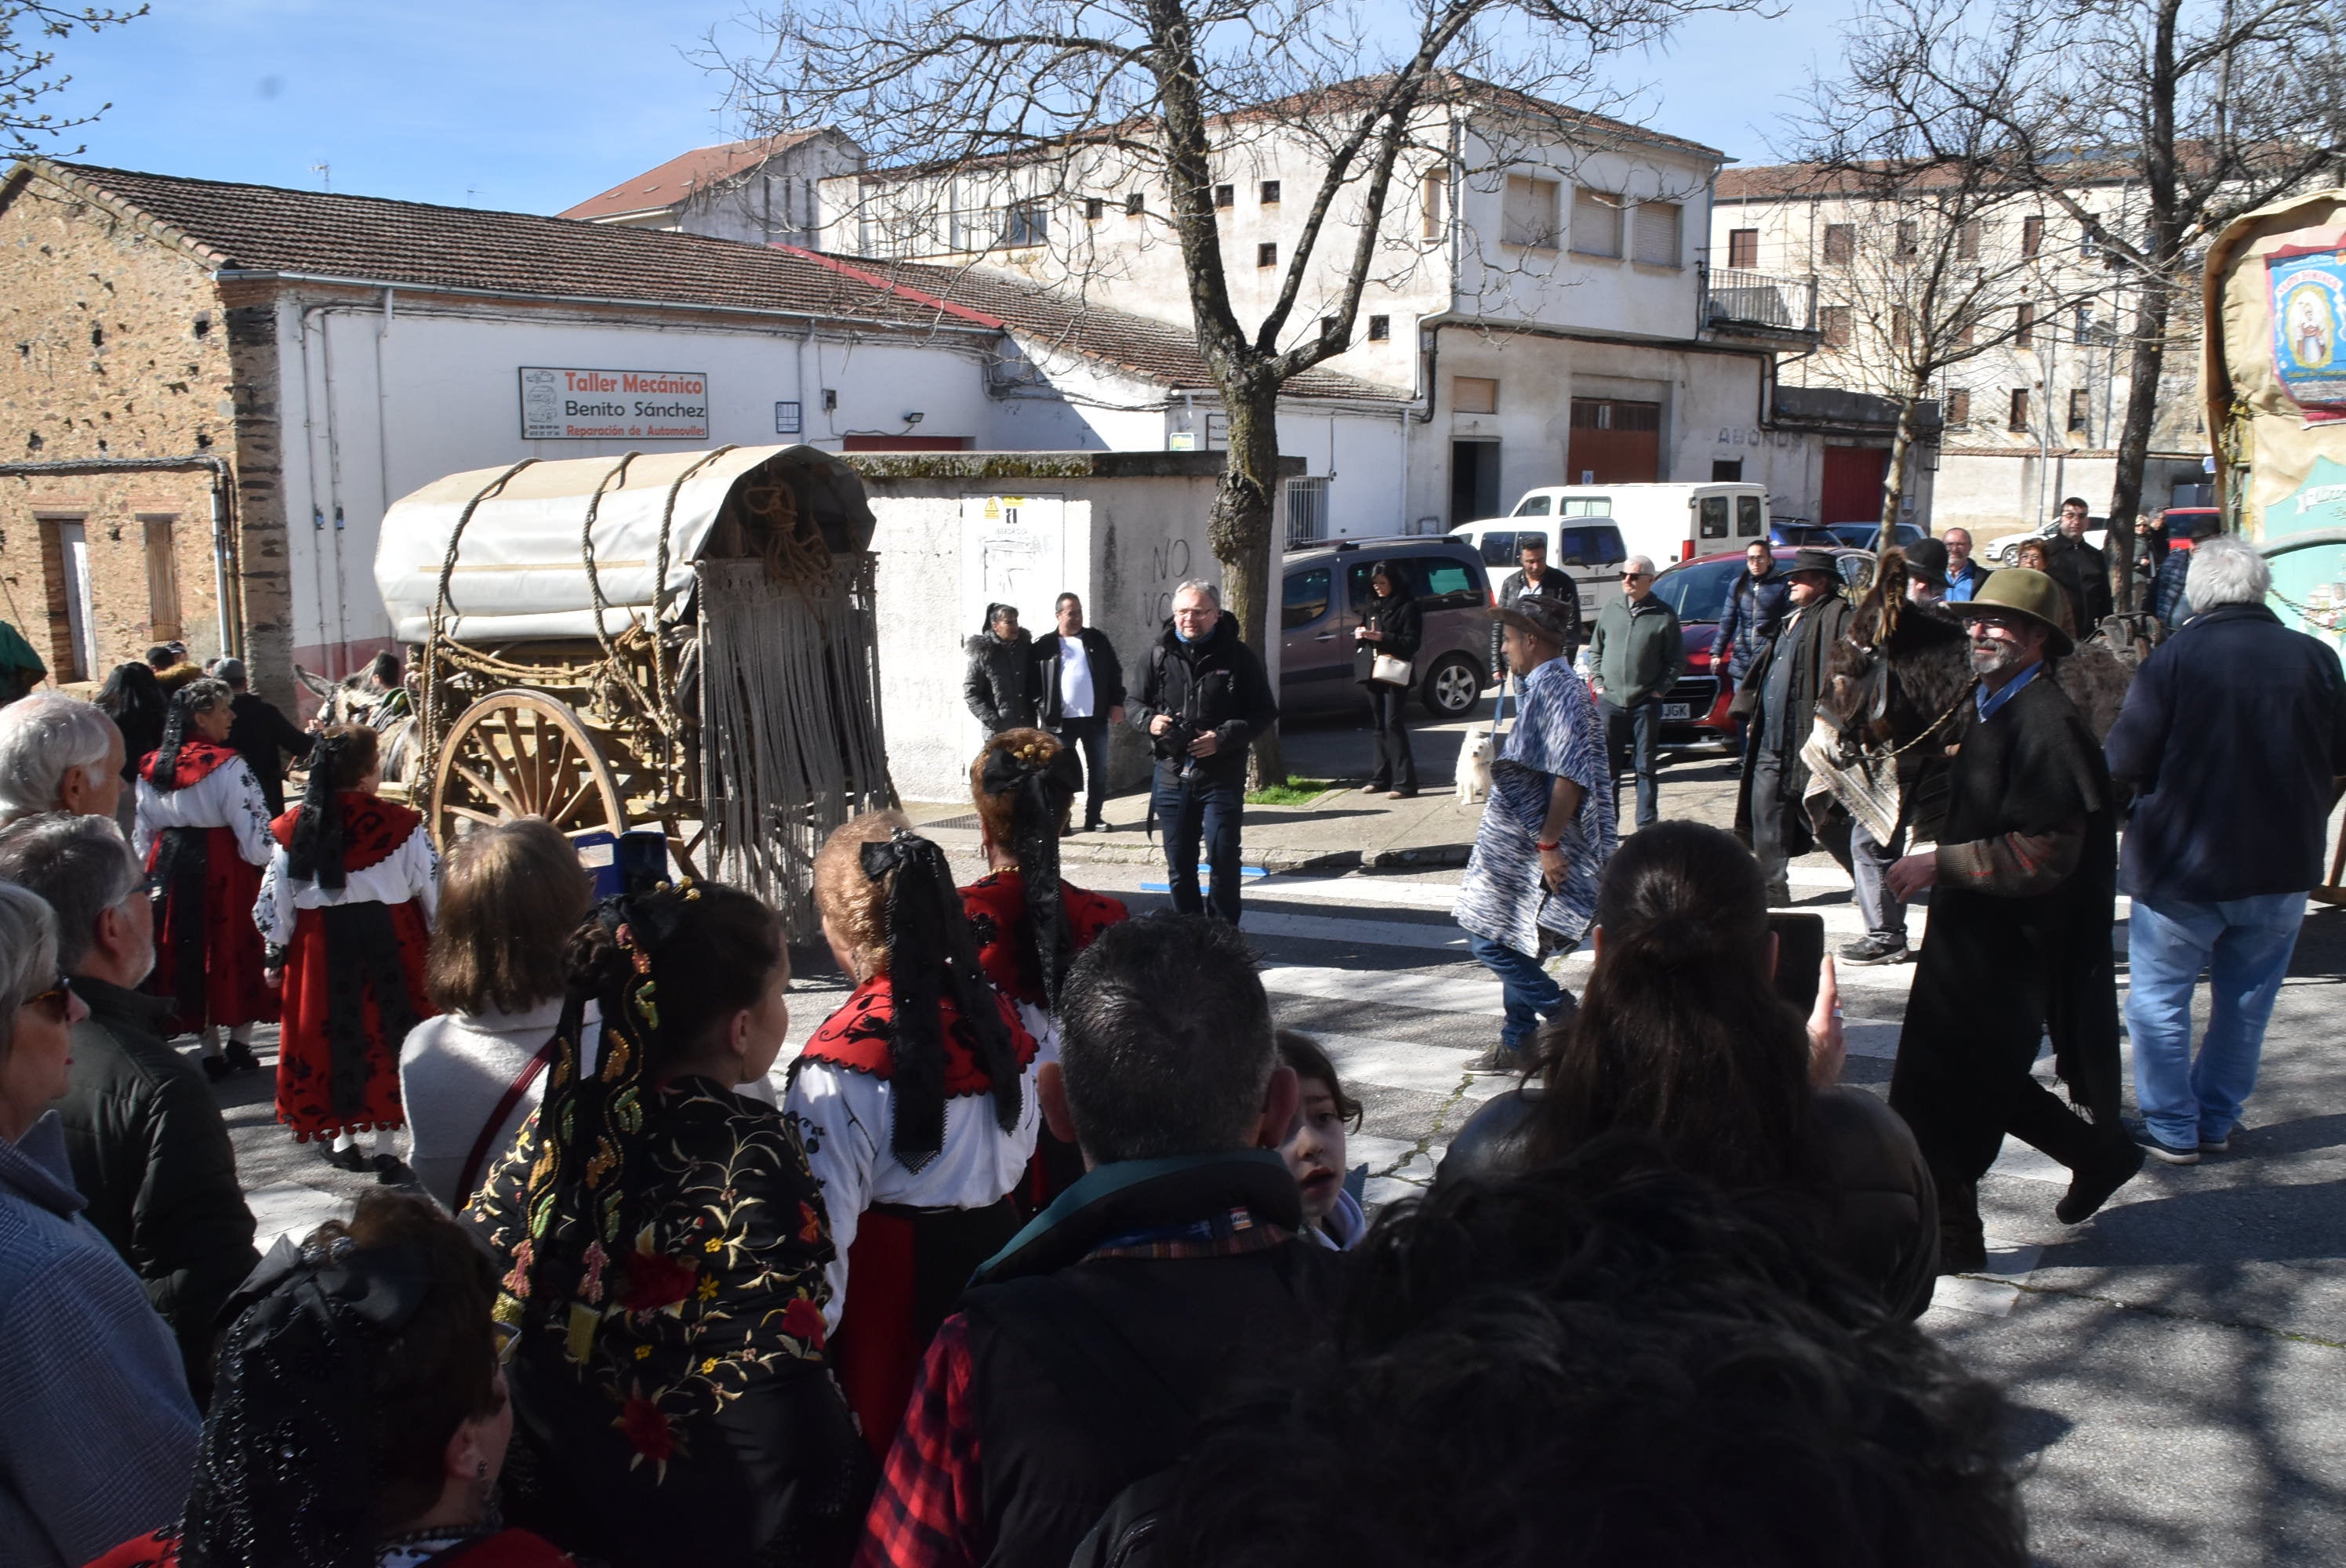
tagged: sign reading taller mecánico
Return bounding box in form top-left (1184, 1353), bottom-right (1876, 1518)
top-left (520, 366), bottom-right (710, 441)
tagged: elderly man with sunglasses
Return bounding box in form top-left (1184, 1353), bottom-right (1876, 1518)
top-left (1584, 556), bottom-right (1683, 830)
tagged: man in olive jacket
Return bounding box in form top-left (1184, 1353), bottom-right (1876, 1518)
top-left (0, 813), bottom-right (256, 1406)
top-left (1585, 556), bottom-right (1684, 829)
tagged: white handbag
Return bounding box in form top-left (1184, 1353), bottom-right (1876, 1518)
top-left (1372, 653), bottom-right (1414, 686)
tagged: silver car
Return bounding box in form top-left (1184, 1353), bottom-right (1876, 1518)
top-left (1279, 538), bottom-right (1494, 720)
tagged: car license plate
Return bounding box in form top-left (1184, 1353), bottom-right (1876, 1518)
top-left (1662, 702), bottom-right (1692, 720)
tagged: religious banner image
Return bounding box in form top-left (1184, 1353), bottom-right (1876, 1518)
top-left (2267, 237), bottom-right (2346, 425)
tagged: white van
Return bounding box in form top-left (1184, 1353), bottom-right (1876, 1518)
top-left (1464, 483), bottom-right (1773, 575)
top-left (1449, 515), bottom-right (1633, 622)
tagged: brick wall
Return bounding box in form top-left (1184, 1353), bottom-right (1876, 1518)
top-left (0, 176), bottom-right (235, 688)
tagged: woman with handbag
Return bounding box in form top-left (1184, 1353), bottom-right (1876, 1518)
top-left (1355, 559), bottom-right (1422, 799)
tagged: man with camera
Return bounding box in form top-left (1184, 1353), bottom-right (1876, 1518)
top-left (1131, 579), bottom-right (1279, 923)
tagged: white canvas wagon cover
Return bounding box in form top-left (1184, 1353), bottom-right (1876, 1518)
top-left (376, 444), bottom-right (874, 644)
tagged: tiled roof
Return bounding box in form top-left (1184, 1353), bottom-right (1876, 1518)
top-left (790, 250), bottom-right (1411, 402)
top-left (558, 133), bottom-right (825, 221)
top-left (9, 159), bottom-right (962, 328)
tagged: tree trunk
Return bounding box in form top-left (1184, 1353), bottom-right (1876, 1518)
top-left (1878, 387), bottom-right (1922, 545)
top-left (1211, 381), bottom-right (1284, 788)
top-left (2104, 283), bottom-right (2172, 617)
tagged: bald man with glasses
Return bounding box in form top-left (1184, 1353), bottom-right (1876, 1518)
top-left (1584, 557), bottom-right (1683, 829)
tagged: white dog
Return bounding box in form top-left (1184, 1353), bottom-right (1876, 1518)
top-left (1455, 731), bottom-right (1494, 804)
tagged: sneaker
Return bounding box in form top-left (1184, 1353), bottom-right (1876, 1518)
top-left (320, 1142), bottom-right (368, 1172)
top-left (1465, 1045), bottom-right (1525, 1075)
top-left (2138, 1134), bottom-right (2201, 1167)
top-left (1839, 933), bottom-right (1910, 966)
top-left (2199, 1126), bottom-right (2235, 1154)
top-left (2056, 1136), bottom-right (2146, 1223)
top-left (223, 1040), bottom-right (261, 1074)
top-left (1081, 819), bottom-right (1108, 835)
top-left (1360, 781), bottom-right (1389, 794)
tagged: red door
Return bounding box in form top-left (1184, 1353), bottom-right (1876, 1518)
top-left (1819, 445), bottom-right (1890, 524)
top-left (1567, 399), bottom-right (1661, 484)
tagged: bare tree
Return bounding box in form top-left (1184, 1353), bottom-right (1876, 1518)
top-left (2, 2), bottom-right (146, 157)
top-left (706, 0), bottom-right (1756, 782)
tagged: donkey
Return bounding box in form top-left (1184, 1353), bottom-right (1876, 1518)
top-left (292, 652), bottom-right (419, 789)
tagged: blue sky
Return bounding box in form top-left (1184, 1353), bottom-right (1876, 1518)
top-left (34, 0), bottom-right (1855, 214)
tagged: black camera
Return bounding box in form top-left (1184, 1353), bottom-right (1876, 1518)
top-left (1153, 717), bottom-right (1200, 761)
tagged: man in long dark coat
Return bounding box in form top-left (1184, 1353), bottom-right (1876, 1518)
top-left (1883, 568), bottom-right (2141, 1272)
top-left (1734, 550), bottom-right (1850, 906)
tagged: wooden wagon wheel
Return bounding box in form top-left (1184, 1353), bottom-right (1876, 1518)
top-left (430, 690), bottom-right (627, 848)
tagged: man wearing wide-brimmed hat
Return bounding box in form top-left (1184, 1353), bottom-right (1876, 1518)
top-left (1734, 548), bottom-right (1850, 906)
top-left (1881, 568), bottom-right (2141, 1272)
top-left (1451, 594), bottom-right (1616, 1073)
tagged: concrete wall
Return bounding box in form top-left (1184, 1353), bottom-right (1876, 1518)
top-left (847, 451), bottom-right (1294, 801)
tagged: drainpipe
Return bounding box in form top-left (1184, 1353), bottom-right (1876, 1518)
top-left (0, 456), bottom-right (240, 658)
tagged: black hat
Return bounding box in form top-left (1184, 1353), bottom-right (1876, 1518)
top-left (1785, 548), bottom-right (1840, 581)
top-left (1905, 538), bottom-right (1950, 590)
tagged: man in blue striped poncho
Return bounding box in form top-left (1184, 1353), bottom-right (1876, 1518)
top-left (1452, 595), bottom-right (1618, 1073)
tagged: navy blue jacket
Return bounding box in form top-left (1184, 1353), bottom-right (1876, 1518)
top-left (2151, 548), bottom-right (2194, 628)
top-left (2104, 602), bottom-right (2346, 902)
top-left (1714, 568), bottom-right (1789, 683)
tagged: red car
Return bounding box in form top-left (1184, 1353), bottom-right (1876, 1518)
top-left (1638, 546), bottom-right (1876, 750)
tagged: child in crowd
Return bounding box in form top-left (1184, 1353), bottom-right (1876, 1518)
top-left (254, 724), bottom-right (438, 1174)
top-left (1277, 1029), bottom-right (1369, 1250)
top-left (790, 811), bottom-right (1040, 1457)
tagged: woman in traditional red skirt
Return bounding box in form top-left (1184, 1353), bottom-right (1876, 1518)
top-left (255, 724), bottom-right (439, 1174)
top-left (133, 678), bottom-right (278, 1076)
top-left (786, 812), bottom-right (1038, 1457)
top-left (958, 727), bottom-right (1128, 1206)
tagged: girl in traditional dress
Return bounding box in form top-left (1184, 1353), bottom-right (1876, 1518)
top-left (467, 880), bottom-right (869, 1568)
top-left (256, 724), bottom-right (438, 1173)
top-left (957, 728), bottom-right (1128, 1204)
top-left (134, 678), bottom-right (278, 1076)
top-left (788, 812), bottom-right (1039, 1457)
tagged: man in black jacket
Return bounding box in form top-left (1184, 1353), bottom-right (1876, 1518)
top-left (964, 603), bottom-right (1037, 734)
top-left (1734, 550), bottom-right (1850, 905)
top-left (855, 915), bottom-right (1338, 1568)
top-left (1033, 593), bottom-right (1126, 832)
top-left (1486, 535), bottom-right (1582, 684)
top-left (216, 657), bottom-right (312, 817)
top-left (0, 811), bottom-right (256, 1406)
top-left (2042, 497), bottom-right (2114, 635)
top-left (1131, 580), bottom-right (1280, 923)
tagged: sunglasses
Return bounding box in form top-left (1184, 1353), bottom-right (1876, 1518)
top-left (1620, 571), bottom-right (1651, 581)
top-left (24, 971), bottom-right (75, 1018)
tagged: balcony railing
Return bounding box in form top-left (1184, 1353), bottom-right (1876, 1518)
top-left (1704, 266), bottom-right (1820, 334)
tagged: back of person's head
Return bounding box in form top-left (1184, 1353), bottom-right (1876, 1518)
top-left (368, 651), bottom-right (401, 688)
top-left (212, 657), bottom-right (249, 690)
top-left (179, 1191), bottom-right (505, 1567)
top-left (1153, 1141), bottom-right (2025, 1568)
top-left (2183, 532), bottom-right (2271, 614)
top-left (96, 659), bottom-right (165, 720)
top-left (1059, 914), bottom-right (1275, 1164)
top-left (284, 726), bottom-right (383, 891)
top-left (0, 881), bottom-right (59, 1065)
top-left (1534, 821), bottom-right (1812, 1189)
top-left (0, 813), bottom-right (140, 971)
top-left (813, 808), bottom-right (916, 975)
top-left (146, 644), bottom-right (177, 670)
top-left (427, 818), bottom-right (594, 1015)
top-left (0, 694), bottom-right (118, 822)
top-left (566, 879), bottom-right (783, 1063)
top-left (970, 728), bottom-right (1084, 1004)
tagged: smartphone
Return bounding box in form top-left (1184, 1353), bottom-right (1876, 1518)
top-left (1767, 912), bottom-right (1826, 1016)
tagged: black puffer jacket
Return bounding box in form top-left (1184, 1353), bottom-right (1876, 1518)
top-left (1353, 564), bottom-right (1424, 688)
top-left (56, 977), bottom-right (259, 1403)
top-left (964, 609), bottom-right (1038, 733)
top-left (1129, 612), bottom-right (1280, 785)
top-left (1436, 1083), bottom-right (1938, 1322)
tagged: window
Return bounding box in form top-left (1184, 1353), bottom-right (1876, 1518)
top-left (1504, 175), bottom-right (1563, 249)
top-left (1257, 241), bottom-right (1278, 268)
top-left (1402, 557), bottom-right (1480, 608)
top-left (1259, 180), bottom-right (1281, 205)
top-left (1952, 314), bottom-right (1975, 347)
top-left (1727, 228), bottom-right (1759, 268)
top-left (1895, 219), bottom-right (1919, 259)
top-left (1367, 314), bottom-right (1390, 341)
top-left (1473, 530), bottom-right (1520, 565)
top-left (1956, 220), bottom-right (1981, 260)
top-left (143, 516), bottom-right (182, 641)
top-left (2006, 388), bottom-right (2029, 430)
top-left (1284, 477), bottom-right (1329, 549)
top-left (1698, 495), bottom-right (1731, 539)
top-left (1713, 459), bottom-right (1745, 481)
top-left (2068, 387), bottom-right (2091, 433)
top-left (1084, 197), bottom-right (1105, 221)
top-left (1514, 496), bottom-right (1552, 516)
top-left (1558, 497), bottom-right (1616, 517)
top-left (1421, 170), bottom-right (1447, 241)
top-left (1453, 376), bottom-right (1498, 414)
top-left (2079, 223), bottom-right (2100, 258)
top-left (1890, 306), bottom-right (1912, 345)
top-left (2016, 301), bottom-right (2038, 347)
top-left (1822, 223), bottom-right (1854, 264)
top-left (1124, 191), bottom-right (1145, 215)
top-left (2075, 303), bottom-right (2099, 343)
top-left (1737, 495), bottom-right (1764, 537)
top-left (1820, 305), bottom-right (1852, 347)
top-left (1946, 388), bottom-right (1971, 426)
top-left (1282, 567), bottom-right (1331, 629)
top-left (1567, 186), bottom-right (1620, 257)
top-left (1004, 201), bottom-right (1047, 246)
top-left (1562, 524), bottom-right (1626, 566)
top-left (1213, 183), bottom-right (1233, 208)
top-left (2021, 215), bottom-right (2044, 258)
top-left (1632, 200), bottom-right (1682, 266)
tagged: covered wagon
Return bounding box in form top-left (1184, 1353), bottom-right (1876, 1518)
top-left (376, 444), bottom-right (894, 932)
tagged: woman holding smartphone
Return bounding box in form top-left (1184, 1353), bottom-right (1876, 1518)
top-left (1354, 559), bottom-right (1422, 799)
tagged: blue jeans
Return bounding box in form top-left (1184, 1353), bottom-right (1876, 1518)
top-left (1468, 932), bottom-right (1574, 1052)
top-left (2124, 891), bottom-right (2308, 1149)
top-left (1153, 766), bottom-right (1246, 923)
top-left (1600, 696), bottom-right (1661, 829)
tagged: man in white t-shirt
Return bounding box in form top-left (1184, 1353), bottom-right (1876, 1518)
top-left (1031, 593), bottom-right (1127, 832)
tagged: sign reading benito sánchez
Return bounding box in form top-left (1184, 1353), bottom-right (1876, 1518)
top-left (519, 366), bottom-right (710, 441)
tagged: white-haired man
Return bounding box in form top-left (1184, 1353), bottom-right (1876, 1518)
top-left (1131, 580), bottom-right (1279, 922)
top-left (1584, 555), bottom-right (1683, 829)
top-left (0, 693), bottom-right (124, 828)
top-left (2104, 534), bottom-right (2346, 1163)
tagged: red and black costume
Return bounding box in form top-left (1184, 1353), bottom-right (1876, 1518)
top-left (133, 735), bottom-right (278, 1037)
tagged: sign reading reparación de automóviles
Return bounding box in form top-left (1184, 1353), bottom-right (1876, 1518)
top-left (518, 367), bottom-right (710, 441)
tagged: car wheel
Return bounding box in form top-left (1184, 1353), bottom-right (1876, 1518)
top-left (1422, 654), bottom-right (1481, 719)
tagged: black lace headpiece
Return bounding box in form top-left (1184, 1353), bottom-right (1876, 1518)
top-left (860, 829), bottom-right (1024, 1169)
top-left (979, 739), bottom-right (1084, 1011)
top-left (149, 686), bottom-right (204, 793)
top-left (286, 731), bottom-right (353, 890)
top-left (173, 1233), bottom-right (434, 1568)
